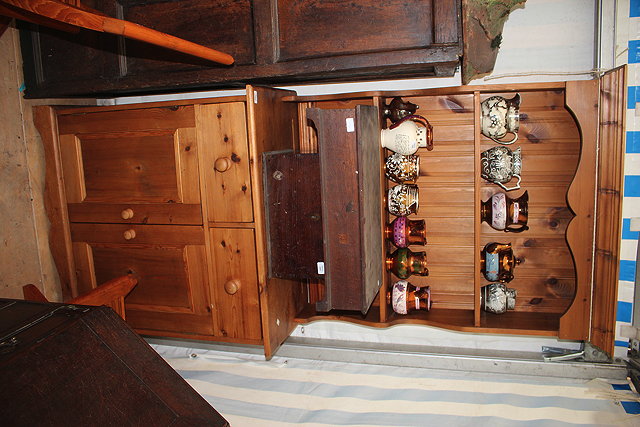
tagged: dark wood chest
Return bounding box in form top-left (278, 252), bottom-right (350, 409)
top-left (0, 299), bottom-right (229, 426)
top-left (19, 0), bottom-right (461, 97)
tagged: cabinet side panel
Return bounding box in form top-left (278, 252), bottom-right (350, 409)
top-left (590, 66), bottom-right (627, 355)
top-left (34, 106), bottom-right (77, 299)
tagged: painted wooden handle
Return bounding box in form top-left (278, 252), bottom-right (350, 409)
top-left (224, 279), bottom-right (241, 295)
top-left (123, 229), bottom-right (137, 240)
top-left (214, 157), bottom-right (231, 172)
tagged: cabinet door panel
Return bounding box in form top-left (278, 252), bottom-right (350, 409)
top-left (276, 0), bottom-right (456, 62)
top-left (196, 103), bottom-right (253, 223)
top-left (123, 0), bottom-right (256, 73)
top-left (60, 128), bottom-right (200, 210)
top-left (210, 228), bottom-right (261, 341)
top-left (72, 225), bottom-right (213, 336)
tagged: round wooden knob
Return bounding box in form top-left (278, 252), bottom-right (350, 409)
top-left (214, 157), bottom-right (231, 172)
top-left (121, 208), bottom-right (134, 220)
top-left (224, 279), bottom-right (241, 295)
top-left (123, 229), bottom-right (137, 240)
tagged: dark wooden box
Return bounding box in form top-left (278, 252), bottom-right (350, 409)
top-left (0, 299), bottom-right (228, 426)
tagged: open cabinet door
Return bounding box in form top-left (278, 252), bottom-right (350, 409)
top-left (589, 66), bottom-right (627, 356)
top-left (245, 85), bottom-right (306, 359)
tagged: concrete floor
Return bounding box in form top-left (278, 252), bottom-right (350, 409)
top-left (0, 23), bottom-right (93, 301)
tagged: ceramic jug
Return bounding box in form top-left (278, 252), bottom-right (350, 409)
top-left (480, 191), bottom-right (529, 233)
top-left (481, 283), bottom-right (517, 314)
top-left (480, 242), bottom-right (520, 283)
top-left (384, 216), bottom-right (427, 248)
top-left (382, 97), bottom-right (419, 124)
top-left (386, 248), bottom-right (429, 279)
top-left (387, 280), bottom-right (432, 314)
top-left (481, 146), bottom-right (522, 191)
top-left (480, 93), bottom-right (521, 144)
top-left (380, 115), bottom-right (433, 154)
top-left (384, 153), bottom-right (420, 184)
top-left (386, 184), bottom-right (419, 216)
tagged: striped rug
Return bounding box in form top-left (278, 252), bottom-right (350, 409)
top-left (152, 344), bottom-right (638, 426)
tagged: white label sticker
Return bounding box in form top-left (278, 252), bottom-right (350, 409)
top-left (317, 262), bottom-right (325, 275)
top-left (253, 92), bottom-right (258, 104)
top-left (346, 117), bottom-right (355, 133)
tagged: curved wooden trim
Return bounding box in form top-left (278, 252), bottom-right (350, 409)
top-left (560, 80), bottom-right (599, 341)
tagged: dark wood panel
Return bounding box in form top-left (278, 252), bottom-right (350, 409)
top-left (123, 0), bottom-right (256, 74)
top-left (276, 0), bottom-right (436, 62)
top-left (0, 301), bottom-right (228, 426)
top-left (264, 152), bottom-right (324, 280)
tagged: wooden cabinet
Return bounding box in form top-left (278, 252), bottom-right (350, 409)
top-left (35, 86), bottom-right (305, 358)
top-left (19, 0), bottom-right (461, 98)
top-left (36, 70), bottom-right (626, 359)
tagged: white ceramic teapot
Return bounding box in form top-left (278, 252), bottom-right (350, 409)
top-left (381, 115), bottom-right (433, 155)
top-left (480, 93), bottom-right (521, 145)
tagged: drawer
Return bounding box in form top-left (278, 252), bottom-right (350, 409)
top-left (209, 227), bottom-right (261, 341)
top-left (196, 103), bottom-right (253, 223)
top-left (68, 203), bottom-right (202, 225)
top-left (70, 223), bottom-right (205, 246)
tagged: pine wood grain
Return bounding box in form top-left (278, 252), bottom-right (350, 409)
top-left (590, 66), bottom-right (627, 355)
top-left (195, 102), bottom-right (253, 223)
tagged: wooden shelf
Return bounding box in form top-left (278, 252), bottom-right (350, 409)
top-left (290, 69), bottom-right (627, 355)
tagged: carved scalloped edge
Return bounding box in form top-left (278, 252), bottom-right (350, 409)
top-left (559, 80), bottom-right (600, 341)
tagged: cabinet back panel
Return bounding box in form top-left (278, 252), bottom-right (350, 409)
top-left (383, 90), bottom-right (580, 314)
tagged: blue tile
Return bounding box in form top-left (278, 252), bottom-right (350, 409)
top-left (622, 218), bottom-right (640, 240)
top-left (628, 131), bottom-right (640, 154)
top-left (617, 301), bottom-right (633, 323)
top-left (620, 260), bottom-right (637, 283)
top-left (612, 383), bottom-right (632, 390)
top-left (625, 176), bottom-right (640, 197)
top-left (621, 401), bottom-right (640, 414)
top-left (615, 339), bottom-right (630, 348)
top-left (633, 0), bottom-right (640, 17)
top-left (628, 86), bottom-right (639, 109)
top-left (630, 40), bottom-right (640, 63)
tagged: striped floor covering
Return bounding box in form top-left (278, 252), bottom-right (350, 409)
top-left (153, 344), bottom-right (638, 426)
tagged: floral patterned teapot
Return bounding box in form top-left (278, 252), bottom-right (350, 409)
top-left (480, 146), bottom-right (522, 191)
top-left (480, 93), bottom-right (521, 144)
